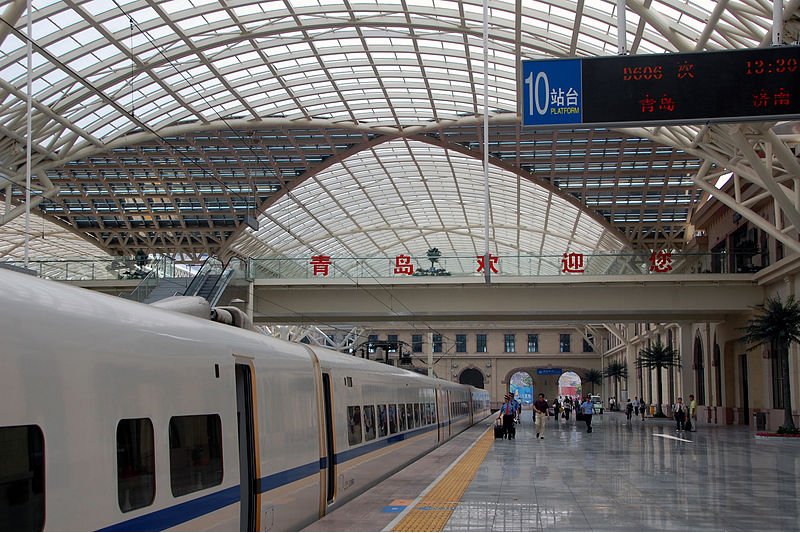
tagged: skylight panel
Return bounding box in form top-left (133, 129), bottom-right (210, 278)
top-left (233, 4), bottom-right (264, 17)
top-left (83, 0), bottom-right (123, 16)
top-left (31, 17), bottom-right (62, 40)
top-left (100, 15), bottom-right (132, 34)
top-left (583, 14), bottom-right (612, 33)
top-left (70, 26), bottom-right (104, 47)
top-left (162, 0), bottom-right (193, 13)
top-left (176, 14), bottom-right (210, 31)
top-left (202, 9), bottom-right (231, 25)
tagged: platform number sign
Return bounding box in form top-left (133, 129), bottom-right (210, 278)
top-left (522, 59), bottom-right (583, 126)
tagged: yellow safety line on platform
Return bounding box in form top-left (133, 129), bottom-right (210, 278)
top-left (392, 428), bottom-right (495, 532)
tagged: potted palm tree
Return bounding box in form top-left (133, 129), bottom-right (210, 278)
top-left (741, 295), bottom-right (800, 433)
top-left (636, 340), bottom-right (681, 417)
top-left (603, 361), bottom-right (628, 404)
top-left (583, 368), bottom-right (603, 395)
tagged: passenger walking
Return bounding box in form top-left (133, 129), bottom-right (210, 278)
top-left (688, 394), bottom-right (697, 431)
top-left (625, 398), bottom-right (633, 421)
top-left (580, 395), bottom-right (594, 433)
top-left (641, 400), bottom-right (648, 420)
top-left (551, 398), bottom-right (560, 425)
top-left (673, 397), bottom-right (687, 431)
top-left (499, 394), bottom-right (517, 439)
top-left (632, 396), bottom-right (640, 417)
top-left (562, 397), bottom-right (572, 421)
top-left (533, 393), bottom-right (549, 439)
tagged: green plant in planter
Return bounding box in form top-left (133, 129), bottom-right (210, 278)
top-left (636, 340), bottom-right (681, 418)
top-left (741, 295), bottom-right (800, 432)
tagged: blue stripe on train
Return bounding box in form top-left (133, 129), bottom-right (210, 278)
top-left (99, 486), bottom-right (240, 531)
top-left (100, 422), bottom-right (445, 531)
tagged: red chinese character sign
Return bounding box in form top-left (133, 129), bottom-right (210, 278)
top-left (394, 255), bottom-right (414, 275)
top-left (310, 255), bottom-right (331, 276)
top-left (561, 252), bottom-right (585, 274)
top-left (649, 250), bottom-right (673, 273)
top-left (476, 254), bottom-right (499, 274)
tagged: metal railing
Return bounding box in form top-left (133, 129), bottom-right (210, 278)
top-left (1, 250), bottom-right (767, 282)
top-left (247, 251), bottom-right (745, 280)
top-left (125, 256), bottom-right (190, 303)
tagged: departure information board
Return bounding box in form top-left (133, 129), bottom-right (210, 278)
top-left (521, 46), bottom-right (800, 127)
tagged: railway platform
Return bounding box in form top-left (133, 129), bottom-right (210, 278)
top-left (303, 410), bottom-right (800, 532)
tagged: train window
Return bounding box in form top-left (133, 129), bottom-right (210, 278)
top-left (346, 406), bottom-right (362, 445)
top-left (363, 406), bottom-right (376, 441)
top-left (117, 418), bottom-right (155, 512)
top-left (398, 405), bottom-right (407, 432)
top-left (377, 405), bottom-right (388, 438)
top-left (405, 403), bottom-right (414, 429)
top-left (414, 404), bottom-right (421, 427)
top-left (0, 425), bottom-right (44, 531)
top-left (388, 404), bottom-right (398, 434)
top-left (168, 415), bottom-right (223, 497)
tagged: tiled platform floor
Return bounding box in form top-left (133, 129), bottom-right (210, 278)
top-left (306, 411), bottom-right (800, 532)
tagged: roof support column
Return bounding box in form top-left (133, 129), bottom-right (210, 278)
top-left (427, 331), bottom-right (434, 377)
top-left (23, 0), bottom-right (32, 267)
top-left (774, 0), bottom-right (783, 45)
top-left (678, 321), bottom-right (695, 399)
top-left (617, 0), bottom-right (627, 55)
top-left (482, 0), bottom-right (491, 284)
top-left (0, 0), bottom-right (26, 49)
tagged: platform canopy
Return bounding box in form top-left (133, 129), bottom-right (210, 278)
top-left (1, 0), bottom-right (798, 262)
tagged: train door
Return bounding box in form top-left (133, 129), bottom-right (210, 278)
top-left (469, 391), bottom-right (474, 425)
top-left (321, 372), bottom-right (336, 506)
top-left (236, 363), bottom-right (258, 531)
top-left (433, 389), bottom-right (444, 443)
top-left (446, 391), bottom-right (452, 438)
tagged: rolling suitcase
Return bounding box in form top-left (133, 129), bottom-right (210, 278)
top-left (494, 419), bottom-right (504, 438)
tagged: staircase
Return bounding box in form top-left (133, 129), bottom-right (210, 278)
top-left (183, 257), bottom-right (236, 307)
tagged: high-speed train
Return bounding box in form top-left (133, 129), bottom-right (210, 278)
top-left (0, 269), bottom-right (491, 531)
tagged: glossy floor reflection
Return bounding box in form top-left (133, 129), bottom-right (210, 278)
top-left (444, 411), bottom-right (800, 531)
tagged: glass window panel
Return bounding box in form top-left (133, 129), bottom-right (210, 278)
top-left (168, 414), bottom-right (223, 497)
top-left (0, 425), bottom-right (45, 531)
top-left (363, 406), bottom-right (376, 441)
top-left (117, 418), bottom-right (155, 512)
top-left (476, 334), bottom-right (487, 353)
top-left (347, 406), bottom-right (362, 445)
top-left (377, 405), bottom-right (388, 437)
top-left (560, 334), bottom-right (571, 353)
top-left (388, 404), bottom-right (398, 434)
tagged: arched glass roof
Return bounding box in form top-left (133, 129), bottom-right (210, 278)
top-left (237, 138), bottom-right (625, 263)
top-left (0, 0), bottom-right (797, 261)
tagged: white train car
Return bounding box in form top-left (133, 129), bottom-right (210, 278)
top-left (0, 269), bottom-right (490, 531)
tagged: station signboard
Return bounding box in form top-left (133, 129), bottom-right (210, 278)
top-left (521, 45), bottom-right (800, 127)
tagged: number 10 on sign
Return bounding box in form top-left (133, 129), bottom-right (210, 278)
top-left (521, 59), bottom-right (583, 126)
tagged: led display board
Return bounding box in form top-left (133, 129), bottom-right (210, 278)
top-left (522, 46), bottom-right (800, 127)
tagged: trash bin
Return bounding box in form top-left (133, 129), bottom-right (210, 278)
top-left (754, 412), bottom-right (767, 431)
